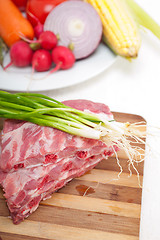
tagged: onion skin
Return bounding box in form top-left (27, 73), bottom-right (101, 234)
top-left (44, 1), bottom-right (102, 60)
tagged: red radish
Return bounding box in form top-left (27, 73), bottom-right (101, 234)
top-left (32, 49), bottom-right (52, 72)
top-left (27, 11), bottom-right (44, 39)
top-left (34, 24), bottom-right (44, 39)
top-left (21, 30), bottom-right (58, 51)
top-left (38, 31), bottom-right (58, 50)
top-left (50, 46), bottom-right (75, 73)
top-left (4, 41), bottom-right (33, 70)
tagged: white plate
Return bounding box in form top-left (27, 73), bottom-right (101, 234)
top-left (0, 43), bottom-right (117, 92)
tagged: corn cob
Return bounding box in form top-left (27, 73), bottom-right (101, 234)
top-left (85, 0), bottom-right (141, 57)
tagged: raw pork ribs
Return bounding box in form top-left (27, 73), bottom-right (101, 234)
top-left (0, 100), bottom-right (116, 224)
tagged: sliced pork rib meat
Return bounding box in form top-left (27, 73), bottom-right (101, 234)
top-left (0, 99), bottom-right (117, 224)
top-left (2, 154), bottom-right (106, 224)
top-left (0, 100), bottom-right (113, 172)
top-left (0, 122), bottom-right (112, 172)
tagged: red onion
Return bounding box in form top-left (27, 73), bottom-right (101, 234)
top-left (44, 1), bottom-right (102, 60)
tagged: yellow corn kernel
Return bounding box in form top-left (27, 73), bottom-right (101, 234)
top-left (85, 0), bottom-right (141, 57)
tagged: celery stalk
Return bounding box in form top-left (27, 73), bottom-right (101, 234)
top-left (126, 0), bottom-right (160, 39)
top-left (0, 37), bottom-right (8, 67)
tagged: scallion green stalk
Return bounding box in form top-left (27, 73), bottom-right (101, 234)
top-left (0, 91), bottom-right (145, 143)
top-left (0, 91), bottom-right (105, 139)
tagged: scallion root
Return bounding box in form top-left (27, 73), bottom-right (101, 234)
top-left (98, 120), bottom-right (146, 186)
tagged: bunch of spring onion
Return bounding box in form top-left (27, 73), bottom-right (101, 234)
top-left (0, 91), bottom-right (146, 174)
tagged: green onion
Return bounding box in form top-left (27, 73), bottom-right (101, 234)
top-left (0, 91), bottom-right (145, 140)
top-left (0, 91), bottom-right (43, 109)
top-left (0, 91), bottom-right (145, 141)
top-left (0, 91), bottom-right (106, 139)
top-left (126, 0), bottom-right (160, 40)
top-left (17, 93), bottom-right (102, 122)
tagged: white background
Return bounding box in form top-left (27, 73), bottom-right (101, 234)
top-left (1, 0), bottom-right (160, 239)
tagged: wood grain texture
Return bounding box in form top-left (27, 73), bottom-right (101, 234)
top-left (0, 112), bottom-right (145, 240)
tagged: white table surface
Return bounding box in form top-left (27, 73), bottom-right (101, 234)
top-left (42, 1), bottom-right (160, 239)
top-left (1, 0), bottom-right (160, 239)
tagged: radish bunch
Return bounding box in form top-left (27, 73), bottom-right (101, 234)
top-left (4, 29), bottom-right (75, 75)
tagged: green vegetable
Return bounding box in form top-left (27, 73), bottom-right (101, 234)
top-left (0, 37), bottom-right (8, 67)
top-left (0, 90), bottom-right (145, 144)
top-left (126, 0), bottom-right (160, 40)
top-left (0, 91), bottom-right (106, 139)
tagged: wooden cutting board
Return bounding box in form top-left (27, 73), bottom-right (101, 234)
top-left (0, 112), bottom-right (145, 240)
